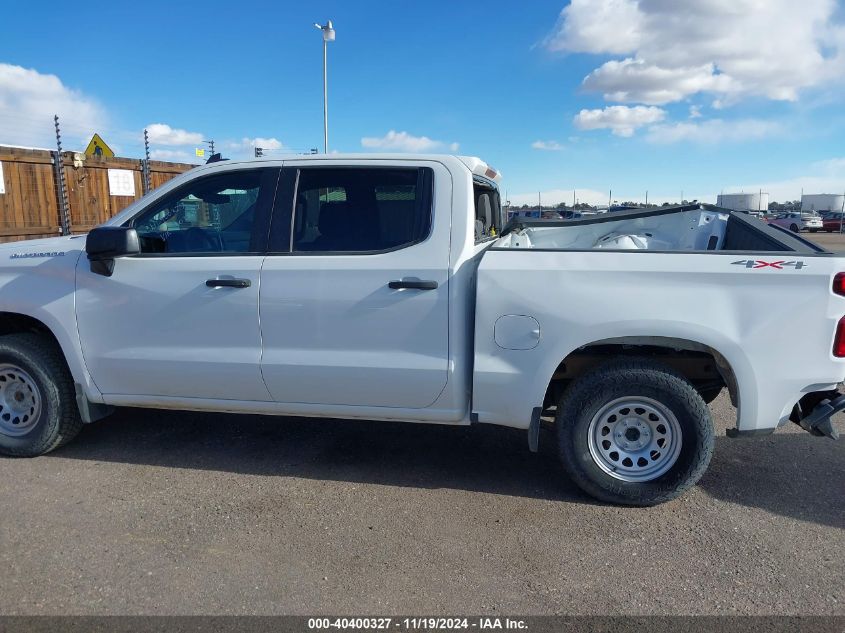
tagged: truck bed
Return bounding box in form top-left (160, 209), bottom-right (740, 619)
top-left (473, 204), bottom-right (845, 436)
top-left (494, 203), bottom-right (826, 254)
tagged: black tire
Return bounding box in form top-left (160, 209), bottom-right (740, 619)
top-left (790, 223), bottom-right (799, 232)
top-left (556, 358), bottom-right (714, 506)
top-left (810, 229), bottom-right (819, 233)
top-left (0, 333), bottom-right (82, 456)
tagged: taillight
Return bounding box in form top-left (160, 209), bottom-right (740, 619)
top-left (834, 273), bottom-right (845, 296)
top-left (834, 316), bottom-right (845, 357)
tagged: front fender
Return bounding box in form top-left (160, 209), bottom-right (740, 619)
top-left (0, 246), bottom-right (102, 403)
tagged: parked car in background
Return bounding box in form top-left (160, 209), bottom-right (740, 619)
top-left (769, 212), bottom-right (823, 232)
top-left (823, 213), bottom-right (845, 232)
top-left (557, 210), bottom-right (583, 220)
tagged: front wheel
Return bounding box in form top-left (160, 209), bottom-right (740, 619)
top-left (556, 358), bottom-right (714, 506)
top-left (790, 223), bottom-right (799, 232)
top-left (0, 333), bottom-right (82, 456)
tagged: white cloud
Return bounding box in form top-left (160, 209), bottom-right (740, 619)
top-left (240, 136), bottom-right (284, 151)
top-left (645, 118), bottom-right (781, 144)
top-left (361, 130), bottom-right (459, 153)
top-left (223, 136), bottom-right (286, 158)
top-left (532, 140), bottom-right (564, 151)
top-left (0, 63), bottom-right (105, 149)
top-left (546, 0), bottom-right (845, 105)
top-left (149, 149), bottom-right (196, 162)
top-left (574, 105), bottom-right (665, 137)
top-left (145, 123), bottom-right (204, 146)
top-left (689, 105), bottom-right (702, 119)
top-left (544, 0), bottom-right (642, 55)
top-left (582, 59), bottom-right (737, 105)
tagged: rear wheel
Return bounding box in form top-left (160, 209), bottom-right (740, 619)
top-left (790, 223), bottom-right (799, 232)
top-left (556, 358), bottom-right (714, 505)
top-left (0, 334), bottom-right (82, 456)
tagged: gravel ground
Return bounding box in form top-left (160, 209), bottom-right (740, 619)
top-left (0, 392), bottom-right (842, 616)
top-left (733, 225), bottom-right (843, 252)
top-left (802, 230), bottom-right (845, 252)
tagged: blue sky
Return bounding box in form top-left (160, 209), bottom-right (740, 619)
top-left (1, 0), bottom-right (844, 204)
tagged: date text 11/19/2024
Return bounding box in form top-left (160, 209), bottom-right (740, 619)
top-left (307, 617), bottom-right (528, 630)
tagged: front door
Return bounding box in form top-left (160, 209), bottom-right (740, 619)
top-left (75, 166), bottom-right (279, 401)
top-left (259, 163), bottom-right (451, 409)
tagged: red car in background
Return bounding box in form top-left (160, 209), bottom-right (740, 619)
top-left (823, 213), bottom-right (845, 232)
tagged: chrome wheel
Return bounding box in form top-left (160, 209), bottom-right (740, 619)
top-left (587, 397), bottom-right (682, 482)
top-left (0, 364), bottom-right (41, 437)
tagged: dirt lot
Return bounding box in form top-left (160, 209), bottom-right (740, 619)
top-left (801, 229), bottom-right (845, 252)
top-left (0, 391), bottom-right (842, 616)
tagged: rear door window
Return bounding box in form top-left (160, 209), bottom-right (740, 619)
top-left (474, 178), bottom-right (503, 242)
top-left (287, 167), bottom-right (433, 253)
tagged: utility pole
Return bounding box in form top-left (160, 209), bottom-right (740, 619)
top-left (315, 20), bottom-right (335, 153)
top-left (840, 190), bottom-right (844, 234)
top-left (538, 191), bottom-right (542, 211)
top-left (645, 190), bottom-right (648, 206)
top-left (204, 139), bottom-right (215, 155)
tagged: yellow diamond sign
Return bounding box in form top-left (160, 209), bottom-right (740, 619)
top-left (84, 133), bottom-right (114, 158)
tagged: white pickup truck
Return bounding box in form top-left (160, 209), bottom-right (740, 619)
top-left (0, 154), bottom-right (841, 505)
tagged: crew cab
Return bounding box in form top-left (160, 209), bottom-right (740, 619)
top-left (0, 154), bottom-right (842, 505)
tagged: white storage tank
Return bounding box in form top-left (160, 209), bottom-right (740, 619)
top-left (801, 194), bottom-right (845, 213)
top-left (716, 192), bottom-right (769, 212)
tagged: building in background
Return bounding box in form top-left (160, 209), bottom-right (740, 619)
top-left (801, 194), bottom-right (845, 213)
top-left (716, 192), bottom-right (769, 214)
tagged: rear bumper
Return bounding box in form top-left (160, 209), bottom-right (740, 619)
top-left (790, 391), bottom-right (843, 439)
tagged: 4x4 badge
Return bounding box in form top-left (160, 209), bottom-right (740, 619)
top-left (731, 259), bottom-right (806, 269)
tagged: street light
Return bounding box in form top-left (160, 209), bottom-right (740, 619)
top-left (314, 19), bottom-right (335, 154)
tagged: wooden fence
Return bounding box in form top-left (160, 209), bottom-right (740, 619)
top-left (0, 146), bottom-right (196, 243)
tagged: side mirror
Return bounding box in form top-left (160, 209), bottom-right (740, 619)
top-left (86, 226), bottom-right (140, 276)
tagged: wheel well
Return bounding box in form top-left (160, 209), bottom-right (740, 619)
top-left (0, 312), bottom-right (61, 348)
top-left (543, 339), bottom-right (738, 410)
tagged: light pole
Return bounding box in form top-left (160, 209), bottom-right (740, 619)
top-left (314, 20), bottom-right (335, 154)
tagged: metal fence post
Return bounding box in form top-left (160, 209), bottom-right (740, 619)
top-left (53, 115), bottom-right (71, 235)
top-left (142, 128), bottom-right (152, 195)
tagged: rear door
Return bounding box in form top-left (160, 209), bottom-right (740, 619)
top-left (259, 161), bottom-right (451, 409)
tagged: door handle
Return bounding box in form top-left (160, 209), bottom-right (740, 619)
top-left (206, 278), bottom-right (251, 288)
top-left (388, 280), bottom-right (438, 290)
